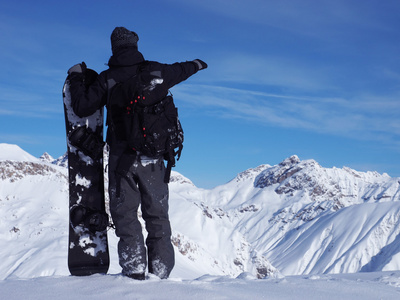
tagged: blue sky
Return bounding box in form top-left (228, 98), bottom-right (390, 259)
top-left (1, 0), bottom-right (399, 188)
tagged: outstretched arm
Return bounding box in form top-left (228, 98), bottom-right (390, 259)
top-left (160, 59), bottom-right (208, 89)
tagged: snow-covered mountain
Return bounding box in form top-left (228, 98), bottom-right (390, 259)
top-left (1, 143), bottom-right (400, 281)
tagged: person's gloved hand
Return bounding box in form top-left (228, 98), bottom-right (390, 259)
top-left (193, 59), bottom-right (208, 71)
top-left (67, 62), bottom-right (87, 75)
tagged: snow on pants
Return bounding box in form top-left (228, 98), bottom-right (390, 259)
top-left (108, 147), bottom-right (174, 279)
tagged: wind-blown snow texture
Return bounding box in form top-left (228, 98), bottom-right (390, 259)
top-left (1, 143), bottom-right (400, 299)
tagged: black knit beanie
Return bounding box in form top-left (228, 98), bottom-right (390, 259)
top-left (111, 27), bottom-right (139, 54)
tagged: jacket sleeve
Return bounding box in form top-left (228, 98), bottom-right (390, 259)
top-left (69, 70), bottom-right (108, 118)
top-left (160, 61), bottom-right (200, 90)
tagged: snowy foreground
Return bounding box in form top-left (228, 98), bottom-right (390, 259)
top-left (1, 272), bottom-right (400, 300)
top-left (1, 143), bottom-right (400, 298)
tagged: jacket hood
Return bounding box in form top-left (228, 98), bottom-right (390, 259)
top-left (108, 47), bottom-right (145, 67)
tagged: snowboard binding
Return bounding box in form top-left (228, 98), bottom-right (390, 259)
top-left (70, 204), bottom-right (110, 233)
top-left (68, 126), bottom-right (105, 160)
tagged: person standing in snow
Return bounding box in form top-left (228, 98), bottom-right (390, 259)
top-left (67, 27), bottom-right (207, 280)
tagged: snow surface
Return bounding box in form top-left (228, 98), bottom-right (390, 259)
top-left (1, 144), bottom-right (400, 299)
top-left (1, 272), bottom-right (400, 300)
top-left (0, 143), bottom-right (39, 162)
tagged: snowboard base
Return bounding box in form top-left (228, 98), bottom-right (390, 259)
top-left (63, 72), bottom-right (110, 276)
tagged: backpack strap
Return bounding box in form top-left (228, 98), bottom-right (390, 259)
top-left (164, 144), bottom-right (183, 183)
top-left (105, 65), bottom-right (142, 144)
top-left (105, 77), bottom-right (117, 127)
top-left (164, 150), bottom-right (174, 183)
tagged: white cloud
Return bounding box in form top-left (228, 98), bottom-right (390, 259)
top-left (209, 53), bottom-right (335, 92)
top-left (174, 83), bottom-right (400, 147)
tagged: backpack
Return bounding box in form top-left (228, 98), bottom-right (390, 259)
top-left (107, 62), bottom-right (183, 183)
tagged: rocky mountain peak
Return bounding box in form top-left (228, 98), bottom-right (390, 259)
top-left (254, 155), bottom-right (313, 189)
top-left (170, 171), bottom-right (195, 186)
top-left (52, 153), bottom-right (68, 168)
top-left (279, 155), bottom-right (300, 167)
top-left (39, 152), bottom-right (54, 163)
top-left (235, 164), bottom-right (270, 182)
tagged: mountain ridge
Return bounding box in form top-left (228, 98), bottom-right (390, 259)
top-left (1, 143), bottom-right (399, 279)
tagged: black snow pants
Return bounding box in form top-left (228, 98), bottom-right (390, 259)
top-left (108, 142), bottom-right (174, 279)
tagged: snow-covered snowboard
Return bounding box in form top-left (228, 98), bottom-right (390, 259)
top-left (63, 69), bottom-right (110, 276)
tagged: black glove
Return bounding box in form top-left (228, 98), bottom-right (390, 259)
top-left (67, 62), bottom-right (87, 75)
top-left (193, 59), bottom-right (207, 71)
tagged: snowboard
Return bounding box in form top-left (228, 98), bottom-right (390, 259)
top-left (63, 69), bottom-right (110, 276)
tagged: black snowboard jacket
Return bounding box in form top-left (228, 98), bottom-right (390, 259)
top-left (69, 47), bottom-right (200, 144)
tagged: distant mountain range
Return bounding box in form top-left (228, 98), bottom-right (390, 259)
top-left (1, 143), bottom-right (399, 280)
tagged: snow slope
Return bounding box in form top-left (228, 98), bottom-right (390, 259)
top-left (1, 143), bottom-right (400, 298)
top-left (1, 272), bottom-right (400, 300)
top-left (169, 155), bottom-right (400, 276)
top-left (0, 143), bottom-right (39, 162)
